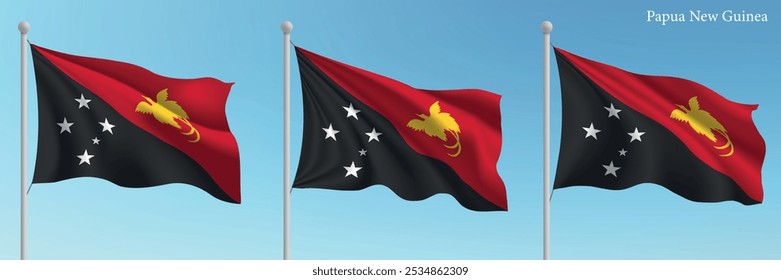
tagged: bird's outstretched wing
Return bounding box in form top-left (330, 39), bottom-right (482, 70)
top-left (136, 102), bottom-right (179, 127)
top-left (135, 102), bottom-right (154, 115)
top-left (688, 96), bottom-right (700, 111)
top-left (429, 101), bottom-right (441, 115)
top-left (156, 89), bottom-right (169, 103)
top-left (435, 113), bottom-right (460, 134)
top-left (689, 114), bottom-right (718, 142)
top-left (407, 119), bottom-right (426, 132)
top-left (670, 109), bottom-right (689, 123)
top-left (408, 119), bottom-right (447, 140)
top-left (156, 89), bottom-right (190, 120)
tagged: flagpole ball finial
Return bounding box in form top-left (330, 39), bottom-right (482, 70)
top-left (541, 21), bottom-right (553, 34)
top-left (281, 21), bottom-right (293, 34)
top-left (18, 21), bottom-right (30, 34)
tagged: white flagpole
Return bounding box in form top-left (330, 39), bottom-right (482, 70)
top-left (281, 20), bottom-right (293, 260)
top-left (541, 20), bottom-right (552, 260)
top-left (19, 21), bottom-right (30, 261)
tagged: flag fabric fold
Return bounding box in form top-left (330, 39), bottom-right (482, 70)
top-left (553, 47), bottom-right (765, 204)
top-left (293, 46), bottom-right (507, 211)
top-left (30, 44), bottom-right (241, 203)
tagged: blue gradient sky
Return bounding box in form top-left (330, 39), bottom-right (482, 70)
top-left (1, 0), bottom-right (779, 259)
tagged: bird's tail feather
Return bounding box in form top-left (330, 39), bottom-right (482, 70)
top-left (714, 130), bottom-right (733, 157)
top-left (444, 130), bottom-right (461, 157)
top-left (180, 119), bottom-right (201, 143)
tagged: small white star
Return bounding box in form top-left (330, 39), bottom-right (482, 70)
top-left (603, 161), bottom-right (621, 177)
top-left (57, 117), bottom-right (74, 134)
top-left (604, 103), bottom-right (621, 119)
top-left (365, 128), bottom-right (383, 142)
top-left (77, 149), bottom-right (95, 165)
top-left (628, 127), bottom-right (646, 142)
top-left (322, 123), bottom-right (340, 141)
top-left (359, 149), bottom-right (367, 156)
top-left (343, 103), bottom-right (361, 120)
top-left (343, 161), bottom-right (362, 178)
top-left (74, 94), bottom-right (92, 109)
top-left (99, 118), bottom-right (116, 134)
top-left (92, 137), bottom-right (101, 145)
top-left (618, 148), bottom-right (627, 156)
top-left (582, 123), bottom-right (601, 140)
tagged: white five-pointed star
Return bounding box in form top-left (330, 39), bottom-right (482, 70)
top-left (99, 118), bottom-right (116, 134)
top-left (358, 149), bottom-right (367, 156)
top-left (582, 123), bottom-right (601, 140)
top-left (604, 103), bottom-right (621, 119)
top-left (343, 103), bottom-right (361, 120)
top-left (343, 161), bottom-right (362, 178)
top-left (628, 127), bottom-right (646, 142)
top-left (57, 117), bottom-right (74, 134)
top-left (92, 137), bottom-right (101, 145)
top-left (618, 148), bottom-right (627, 156)
top-left (77, 149), bottom-right (95, 165)
top-left (322, 123), bottom-right (340, 141)
top-left (74, 94), bottom-right (92, 109)
top-left (365, 128), bottom-right (382, 142)
top-left (603, 161), bottom-right (621, 177)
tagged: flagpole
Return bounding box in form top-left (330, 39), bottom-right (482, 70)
top-left (541, 20), bottom-right (553, 260)
top-left (19, 21), bottom-right (30, 261)
top-left (281, 20), bottom-right (293, 260)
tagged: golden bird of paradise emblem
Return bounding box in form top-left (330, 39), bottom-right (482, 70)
top-left (670, 96), bottom-right (733, 157)
top-left (407, 101), bottom-right (462, 157)
top-left (135, 88), bottom-right (201, 143)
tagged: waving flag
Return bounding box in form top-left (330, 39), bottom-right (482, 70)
top-left (31, 44), bottom-right (241, 203)
top-left (293, 46), bottom-right (507, 211)
top-left (553, 47), bottom-right (765, 204)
